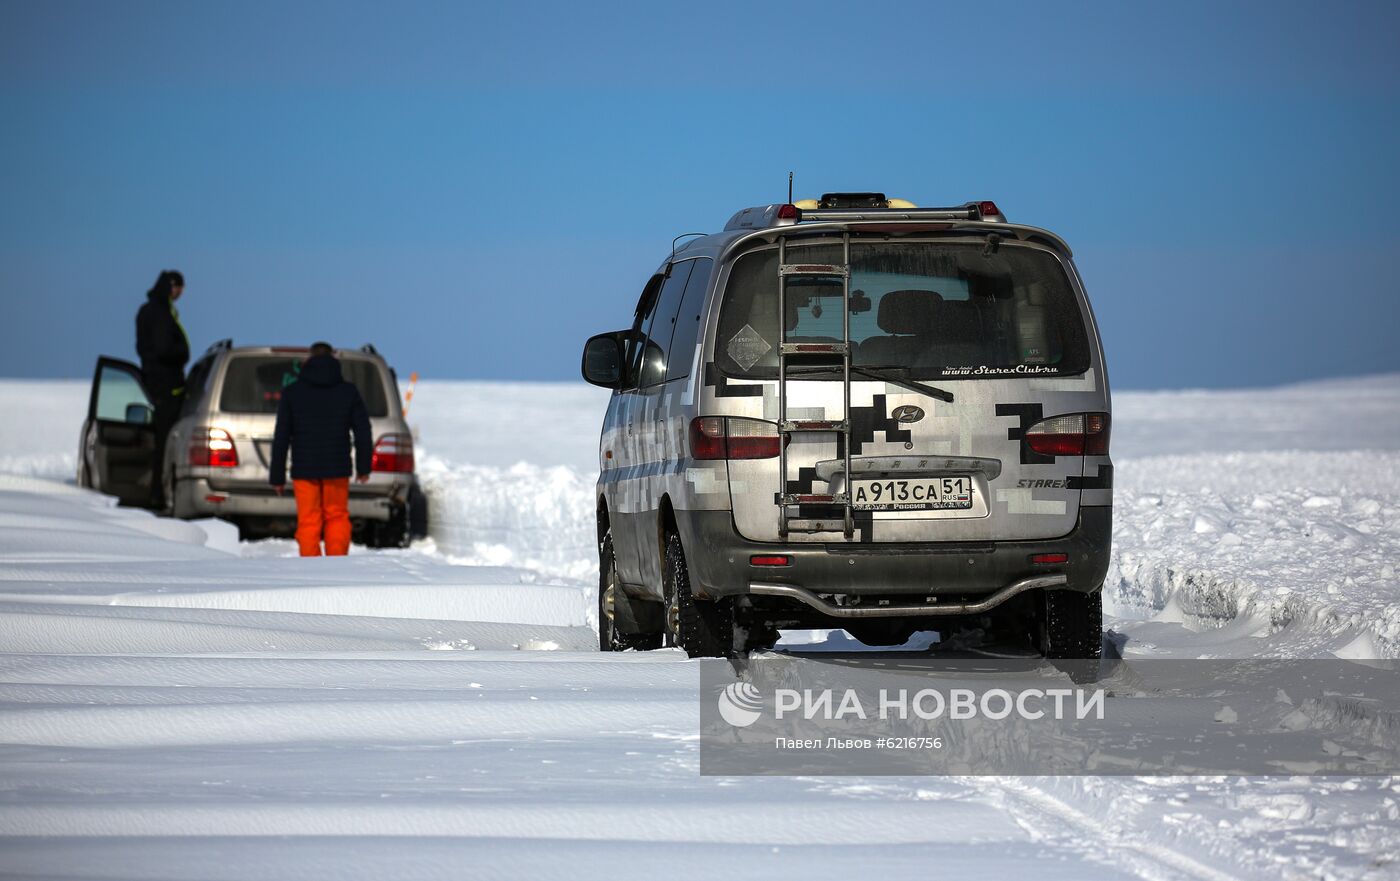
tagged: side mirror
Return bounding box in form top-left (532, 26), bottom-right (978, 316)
top-left (581, 332), bottom-right (627, 388)
top-left (125, 403), bottom-right (153, 425)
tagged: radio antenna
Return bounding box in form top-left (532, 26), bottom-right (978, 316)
top-left (787, 171), bottom-right (793, 204)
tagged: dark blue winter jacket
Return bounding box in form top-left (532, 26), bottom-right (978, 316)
top-left (268, 355), bottom-right (373, 485)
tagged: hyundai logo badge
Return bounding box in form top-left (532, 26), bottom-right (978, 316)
top-left (892, 405), bottom-right (925, 424)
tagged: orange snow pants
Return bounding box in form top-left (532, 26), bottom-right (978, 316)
top-left (292, 477), bottom-right (351, 557)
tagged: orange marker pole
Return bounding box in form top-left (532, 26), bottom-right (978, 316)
top-left (402, 371), bottom-right (419, 419)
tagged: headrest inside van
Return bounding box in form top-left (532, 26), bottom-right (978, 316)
top-left (877, 289), bottom-right (944, 334)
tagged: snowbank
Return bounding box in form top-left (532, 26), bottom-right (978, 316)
top-left (417, 455), bottom-right (598, 581)
top-left (1109, 450), bottom-right (1400, 658)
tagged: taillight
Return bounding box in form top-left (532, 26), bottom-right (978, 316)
top-left (188, 427), bottom-right (239, 468)
top-left (371, 433), bottom-right (414, 473)
top-left (1084, 413), bottom-right (1109, 455)
top-left (689, 417), bottom-right (781, 460)
top-left (1024, 412), bottom-right (1110, 457)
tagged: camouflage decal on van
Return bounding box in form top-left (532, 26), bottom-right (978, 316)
top-left (780, 465), bottom-right (821, 500)
top-left (995, 402), bottom-right (1055, 465)
top-left (1068, 464), bottom-right (1113, 490)
top-left (849, 394), bottom-right (912, 455)
top-left (704, 362), bottom-right (763, 398)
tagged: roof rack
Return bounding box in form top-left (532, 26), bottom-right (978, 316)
top-left (724, 196), bottom-right (1007, 231)
top-left (360, 343), bottom-right (379, 355)
top-left (203, 338), bottom-right (233, 356)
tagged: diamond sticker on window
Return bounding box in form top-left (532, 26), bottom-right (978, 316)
top-left (727, 324), bottom-right (771, 370)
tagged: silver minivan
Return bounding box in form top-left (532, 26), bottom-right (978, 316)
top-left (583, 193), bottom-right (1111, 658)
top-left (79, 341), bottom-right (426, 547)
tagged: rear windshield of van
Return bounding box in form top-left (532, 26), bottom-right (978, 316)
top-left (716, 241), bottom-right (1090, 379)
top-left (218, 356), bottom-right (391, 416)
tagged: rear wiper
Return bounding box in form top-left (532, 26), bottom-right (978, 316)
top-left (854, 366), bottom-right (956, 403)
top-left (785, 364), bottom-right (955, 403)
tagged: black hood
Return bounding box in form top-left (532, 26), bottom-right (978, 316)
top-left (299, 354), bottom-right (344, 387)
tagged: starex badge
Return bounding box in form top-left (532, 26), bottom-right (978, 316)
top-left (892, 405), bottom-right (925, 424)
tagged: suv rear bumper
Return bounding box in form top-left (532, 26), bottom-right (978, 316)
top-left (675, 506), bottom-right (1111, 606)
top-left (174, 477), bottom-right (400, 522)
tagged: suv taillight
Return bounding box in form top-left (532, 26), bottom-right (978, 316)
top-left (1024, 412), bottom-right (1110, 457)
top-left (690, 417), bottom-right (781, 460)
top-left (188, 427), bottom-right (239, 468)
top-left (371, 433), bottom-right (415, 473)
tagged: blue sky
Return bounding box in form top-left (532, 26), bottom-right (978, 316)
top-left (2, 1), bottom-right (1397, 388)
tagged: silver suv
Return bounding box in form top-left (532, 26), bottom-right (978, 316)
top-left (582, 193), bottom-right (1111, 658)
top-left (79, 341), bottom-right (426, 547)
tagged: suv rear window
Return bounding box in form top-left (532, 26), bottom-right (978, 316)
top-left (218, 356), bottom-right (391, 416)
top-left (717, 241), bottom-right (1090, 379)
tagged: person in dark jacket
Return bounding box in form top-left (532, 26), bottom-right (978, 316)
top-left (269, 342), bottom-right (373, 556)
top-left (135, 269), bottom-right (189, 506)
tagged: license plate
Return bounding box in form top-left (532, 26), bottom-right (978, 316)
top-left (851, 476), bottom-right (973, 511)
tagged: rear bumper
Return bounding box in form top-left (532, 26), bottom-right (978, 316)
top-left (675, 506), bottom-right (1111, 607)
top-left (174, 477), bottom-right (403, 522)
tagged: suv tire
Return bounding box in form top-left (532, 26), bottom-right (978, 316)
top-left (164, 469), bottom-right (194, 519)
top-left (663, 533), bottom-right (734, 658)
top-left (407, 482), bottom-right (429, 540)
top-left (367, 508), bottom-right (410, 549)
top-left (598, 530), bottom-right (663, 652)
top-left (1038, 587), bottom-right (1103, 660)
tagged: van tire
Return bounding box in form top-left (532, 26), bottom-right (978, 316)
top-left (664, 533), bottom-right (734, 658)
top-left (599, 531), bottom-right (663, 652)
top-left (1039, 587), bottom-right (1103, 660)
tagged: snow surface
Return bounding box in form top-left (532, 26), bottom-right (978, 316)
top-left (2, 375), bottom-right (1399, 879)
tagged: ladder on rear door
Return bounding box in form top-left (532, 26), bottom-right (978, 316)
top-left (777, 233), bottom-right (855, 538)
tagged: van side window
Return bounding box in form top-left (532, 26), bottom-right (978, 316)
top-left (666, 257), bottom-right (712, 382)
top-left (637, 260), bottom-right (695, 387)
top-left (624, 273), bottom-right (665, 389)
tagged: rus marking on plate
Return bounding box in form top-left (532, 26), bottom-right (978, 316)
top-left (727, 324), bottom-right (772, 370)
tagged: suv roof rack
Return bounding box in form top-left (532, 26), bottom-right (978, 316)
top-left (724, 196), bottom-right (1007, 231)
top-left (360, 343), bottom-right (379, 355)
top-left (203, 338), bottom-right (233, 356)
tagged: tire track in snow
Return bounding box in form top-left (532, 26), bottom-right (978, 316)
top-left (975, 777), bottom-right (1246, 881)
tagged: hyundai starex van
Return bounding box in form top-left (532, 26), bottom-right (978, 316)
top-left (582, 193), bottom-right (1111, 658)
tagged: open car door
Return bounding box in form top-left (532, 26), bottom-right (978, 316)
top-left (82, 356), bottom-right (157, 506)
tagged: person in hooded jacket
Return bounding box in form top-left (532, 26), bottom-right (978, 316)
top-left (268, 342), bottom-right (373, 556)
top-left (135, 270), bottom-right (190, 507)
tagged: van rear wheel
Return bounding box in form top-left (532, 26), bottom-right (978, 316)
top-left (663, 533), bottom-right (734, 658)
top-left (1037, 587), bottom-right (1103, 660)
top-left (598, 531), bottom-right (663, 652)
